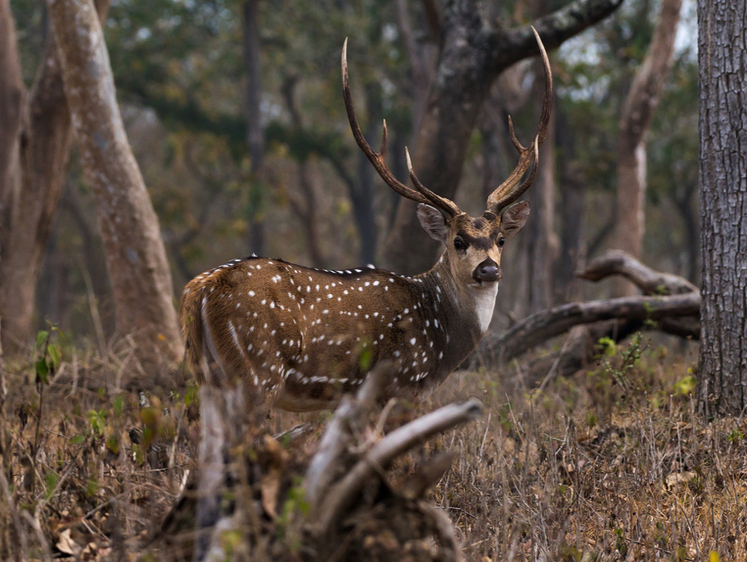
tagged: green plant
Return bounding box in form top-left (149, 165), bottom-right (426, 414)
top-left (598, 332), bottom-right (647, 394)
top-left (33, 325), bottom-right (62, 386)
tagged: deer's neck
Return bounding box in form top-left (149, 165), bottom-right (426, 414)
top-left (414, 252), bottom-right (498, 368)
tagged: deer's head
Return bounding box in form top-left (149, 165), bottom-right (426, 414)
top-left (342, 27), bottom-right (552, 292)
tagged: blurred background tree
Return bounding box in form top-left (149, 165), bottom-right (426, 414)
top-left (1, 0), bottom-right (698, 355)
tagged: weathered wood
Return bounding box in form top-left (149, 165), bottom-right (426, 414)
top-left (485, 293), bottom-right (700, 364)
top-left (46, 0), bottom-right (183, 364)
top-left (578, 250), bottom-right (697, 295)
top-left (304, 364), bottom-right (386, 511)
top-left (612, 0), bottom-right (683, 296)
top-left (313, 398), bottom-right (483, 538)
top-left (194, 386), bottom-right (245, 562)
top-left (697, 0), bottom-right (747, 416)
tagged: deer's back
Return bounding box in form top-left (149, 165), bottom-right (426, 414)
top-left (180, 256), bottom-right (450, 410)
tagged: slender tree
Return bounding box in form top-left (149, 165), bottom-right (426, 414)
top-left (46, 0), bottom-right (183, 364)
top-left (0, 0), bottom-right (110, 352)
top-left (697, 0), bottom-right (747, 416)
top-left (612, 0), bottom-right (682, 296)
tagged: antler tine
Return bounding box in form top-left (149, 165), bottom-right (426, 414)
top-left (487, 27), bottom-right (553, 213)
top-left (342, 39), bottom-right (431, 207)
top-left (405, 148), bottom-right (461, 217)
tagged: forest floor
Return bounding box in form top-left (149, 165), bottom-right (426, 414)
top-left (0, 332), bottom-right (745, 561)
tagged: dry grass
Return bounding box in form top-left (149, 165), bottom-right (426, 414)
top-left (1, 333), bottom-right (745, 561)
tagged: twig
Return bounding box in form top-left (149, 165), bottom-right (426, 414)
top-left (0, 468), bottom-right (28, 561)
top-left (418, 500), bottom-right (462, 562)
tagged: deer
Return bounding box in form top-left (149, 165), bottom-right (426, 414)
top-left (179, 28), bottom-right (552, 413)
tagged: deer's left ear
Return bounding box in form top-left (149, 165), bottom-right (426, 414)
top-left (501, 201), bottom-right (530, 239)
top-left (417, 204), bottom-right (449, 242)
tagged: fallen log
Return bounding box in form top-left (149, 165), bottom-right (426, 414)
top-left (484, 292), bottom-right (700, 365)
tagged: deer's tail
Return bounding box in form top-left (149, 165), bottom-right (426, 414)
top-left (179, 289), bottom-right (208, 385)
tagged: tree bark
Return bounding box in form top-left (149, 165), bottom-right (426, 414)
top-left (382, 0), bottom-right (624, 275)
top-left (0, 0), bottom-right (109, 352)
top-left (0, 0), bottom-right (25, 220)
top-left (612, 0), bottom-right (682, 296)
top-left (47, 0), bottom-right (183, 363)
top-left (0, 0), bottom-right (26, 353)
top-left (697, 0), bottom-right (747, 417)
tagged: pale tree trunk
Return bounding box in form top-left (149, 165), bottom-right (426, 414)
top-left (612, 0), bottom-right (682, 296)
top-left (47, 0), bottom-right (183, 363)
top-left (0, 0), bottom-right (27, 352)
top-left (697, 0), bottom-right (747, 417)
top-left (383, 0), bottom-right (624, 275)
top-left (0, 0), bottom-right (25, 217)
top-left (0, 0), bottom-right (108, 352)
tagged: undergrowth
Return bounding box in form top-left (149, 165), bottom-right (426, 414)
top-left (0, 331), bottom-right (743, 561)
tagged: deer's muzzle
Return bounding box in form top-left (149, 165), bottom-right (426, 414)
top-left (473, 259), bottom-right (501, 284)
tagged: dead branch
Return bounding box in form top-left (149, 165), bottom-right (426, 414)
top-left (579, 250), bottom-right (697, 295)
top-left (484, 293), bottom-right (700, 365)
top-left (305, 364), bottom-right (386, 511)
top-left (313, 398), bottom-right (483, 538)
top-left (194, 386), bottom-right (246, 561)
top-left (481, 251), bottom-right (701, 371)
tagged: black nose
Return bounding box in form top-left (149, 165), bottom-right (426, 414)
top-left (473, 259), bottom-right (501, 283)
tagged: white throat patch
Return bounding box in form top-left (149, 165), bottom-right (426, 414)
top-left (468, 283), bottom-right (499, 334)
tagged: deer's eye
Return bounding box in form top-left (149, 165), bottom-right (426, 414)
top-left (497, 236), bottom-right (505, 247)
top-left (454, 237), bottom-right (468, 251)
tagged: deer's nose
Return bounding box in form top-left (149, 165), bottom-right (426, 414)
top-left (473, 259), bottom-right (501, 283)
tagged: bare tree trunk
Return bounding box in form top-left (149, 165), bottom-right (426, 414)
top-left (242, 0), bottom-right (266, 256)
top-left (382, 0), bottom-right (624, 275)
top-left (0, 0), bottom-right (25, 218)
top-left (280, 78), bottom-right (327, 267)
top-left (47, 0), bottom-right (183, 363)
top-left (555, 106), bottom-right (586, 302)
top-left (0, 0), bottom-right (109, 352)
top-left (0, 0), bottom-right (27, 352)
top-left (393, 0), bottom-right (439, 139)
top-left (612, 0), bottom-right (682, 296)
top-left (287, 161), bottom-right (326, 268)
top-left (697, 0), bottom-right (747, 417)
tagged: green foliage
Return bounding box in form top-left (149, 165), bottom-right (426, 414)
top-left (727, 429), bottom-right (743, 444)
top-left (44, 471), bottom-right (59, 500)
top-left (33, 326), bottom-right (63, 386)
top-left (598, 332), bottom-right (646, 393)
top-left (87, 409), bottom-right (107, 438)
top-left (673, 370), bottom-right (697, 396)
top-left (276, 481), bottom-right (310, 549)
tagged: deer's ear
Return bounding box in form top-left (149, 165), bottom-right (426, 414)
top-left (501, 201), bottom-right (530, 239)
top-left (417, 204), bottom-right (448, 242)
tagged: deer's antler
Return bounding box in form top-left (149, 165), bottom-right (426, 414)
top-left (342, 39), bottom-right (461, 218)
top-left (487, 27), bottom-right (553, 214)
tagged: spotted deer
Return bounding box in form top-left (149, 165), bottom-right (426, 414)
top-left (180, 29), bottom-right (552, 412)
